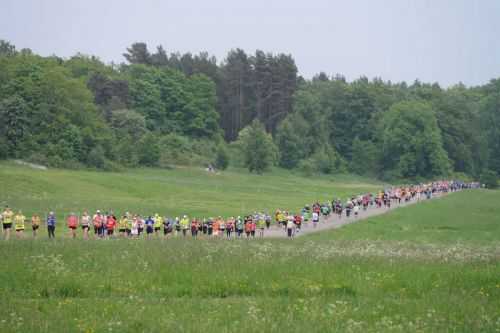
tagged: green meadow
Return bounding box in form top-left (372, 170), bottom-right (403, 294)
top-left (0, 161), bottom-right (381, 220)
top-left (0, 163), bottom-right (499, 332)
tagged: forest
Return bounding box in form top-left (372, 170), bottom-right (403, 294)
top-left (0, 40), bottom-right (499, 183)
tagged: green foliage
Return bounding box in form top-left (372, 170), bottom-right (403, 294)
top-left (87, 146), bottom-right (106, 169)
top-left (0, 39), bottom-right (499, 180)
top-left (239, 120), bottom-right (277, 174)
top-left (0, 95), bottom-right (29, 157)
top-left (125, 65), bottom-right (219, 138)
top-left (137, 133), bottom-right (160, 167)
top-left (214, 144), bottom-right (229, 170)
top-left (480, 79), bottom-right (500, 175)
top-left (480, 170), bottom-right (498, 189)
top-left (350, 137), bottom-right (380, 176)
top-left (310, 145), bottom-right (337, 174)
top-left (275, 116), bottom-right (307, 169)
top-left (380, 101), bottom-right (451, 179)
top-left (110, 109), bottom-right (147, 141)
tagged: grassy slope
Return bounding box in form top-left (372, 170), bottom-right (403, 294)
top-left (0, 164), bottom-right (499, 332)
top-left (0, 161), bottom-right (381, 220)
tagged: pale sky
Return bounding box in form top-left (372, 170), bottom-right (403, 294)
top-left (1, 0), bottom-right (499, 86)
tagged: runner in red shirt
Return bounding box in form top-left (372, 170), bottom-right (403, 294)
top-left (67, 212), bottom-right (79, 239)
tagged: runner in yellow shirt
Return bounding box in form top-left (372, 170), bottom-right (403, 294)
top-left (154, 213), bottom-right (162, 237)
top-left (118, 215), bottom-right (128, 237)
top-left (14, 210), bottom-right (26, 239)
top-left (1, 206), bottom-right (14, 240)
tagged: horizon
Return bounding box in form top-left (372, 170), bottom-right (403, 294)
top-left (2, 0), bottom-right (500, 87)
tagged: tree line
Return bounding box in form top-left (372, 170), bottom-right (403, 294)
top-left (0, 40), bottom-right (498, 185)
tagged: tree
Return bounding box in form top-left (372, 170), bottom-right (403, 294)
top-left (123, 42), bottom-right (151, 65)
top-left (239, 120), bottom-right (276, 174)
top-left (0, 40), bottom-right (16, 57)
top-left (350, 137), bottom-right (380, 176)
top-left (275, 117), bottom-right (306, 169)
top-left (380, 101), bottom-right (451, 179)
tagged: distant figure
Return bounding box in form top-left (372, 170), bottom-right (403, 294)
top-left (206, 164), bottom-right (216, 173)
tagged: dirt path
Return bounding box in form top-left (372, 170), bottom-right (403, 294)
top-left (263, 192), bottom-right (446, 238)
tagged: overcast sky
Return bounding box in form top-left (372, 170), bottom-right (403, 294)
top-left (1, 0), bottom-right (499, 86)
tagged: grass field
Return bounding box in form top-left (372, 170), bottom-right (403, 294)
top-left (0, 161), bottom-right (381, 221)
top-left (0, 163), bottom-right (499, 332)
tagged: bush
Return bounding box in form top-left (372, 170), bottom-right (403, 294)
top-left (480, 170), bottom-right (498, 189)
top-left (158, 134), bottom-right (218, 167)
top-left (214, 144), bottom-right (229, 170)
top-left (87, 146), bottom-right (106, 169)
top-left (137, 133), bottom-right (160, 167)
top-left (297, 159), bottom-right (315, 176)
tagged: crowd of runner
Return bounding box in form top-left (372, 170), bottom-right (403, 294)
top-left (0, 180), bottom-right (479, 240)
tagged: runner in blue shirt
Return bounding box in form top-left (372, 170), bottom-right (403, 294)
top-left (46, 211), bottom-right (56, 239)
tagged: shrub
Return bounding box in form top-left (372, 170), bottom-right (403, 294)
top-left (215, 144), bottom-right (229, 170)
top-left (480, 170), bottom-right (498, 189)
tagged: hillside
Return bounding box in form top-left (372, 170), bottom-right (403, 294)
top-left (0, 162), bottom-right (382, 219)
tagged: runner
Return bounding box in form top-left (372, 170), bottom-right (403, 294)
top-left (265, 213), bottom-right (271, 229)
top-left (118, 214), bottom-right (128, 238)
top-left (191, 218), bottom-right (199, 238)
top-left (92, 210), bottom-right (103, 239)
top-left (1, 206), bottom-right (13, 240)
top-left (163, 217), bottom-right (173, 238)
top-left (286, 215), bottom-right (296, 239)
top-left (81, 211), bottom-right (90, 239)
top-left (131, 217), bottom-right (139, 237)
top-left (46, 211), bottom-right (56, 239)
top-left (236, 216), bottom-right (243, 238)
top-left (106, 213), bottom-right (117, 238)
top-left (154, 214), bottom-right (162, 236)
top-left (180, 215), bottom-right (189, 237)
top-left (244, 217), bottom-right (252, 238)
top-left (213, 217), bottom-right (220, 237)
top-left (312, 210), bottom-right (319, 228)
top-left (126, 213), bottom-right (133, 236)
top-left (31, 213), bottom-right (40, 238)
top-left (137, 215), bottom-right (144, 236)
top-left (226, 217), bottom-right (234, 239)
top-left (294, 213), bottom-right (302, 234)
top-left (14, 210), bottom-right (26, 239)
top-left (250, 218), bottom-right (256, 238)
top-left (257, 213), bottom-right (265, 238)
top-left (174, 217), bottom-right (181, 236)
top-left (219, 217), bottom-right (226, 238)
top-left (145, 216), bottom-right (154, 238)
top-left (353, 204), bottom-right (360, 218)
top-left (67, 212), bottom-right (79, 238)
top-left (207, 217), bottom-right (213, 237)
top-left (345, 201), bottom-right (352, 218)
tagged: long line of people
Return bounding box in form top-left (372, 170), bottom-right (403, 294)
top-left (0, 180), bottom-right (478, 240)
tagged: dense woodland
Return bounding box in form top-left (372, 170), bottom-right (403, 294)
top-left (0, 40), bottom-right (499, 183)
